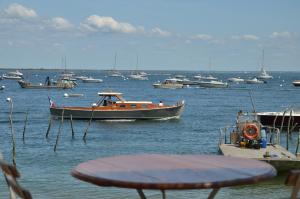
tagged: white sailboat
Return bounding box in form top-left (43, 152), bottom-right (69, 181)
top-left (257, 50), bottom-right (273, 80)
top-left (129, 55), bottom-right (148, 80)
top-left (109, 53), bottom-right (123, 77)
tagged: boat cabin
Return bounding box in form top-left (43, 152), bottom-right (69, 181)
top-left (95, 92), bottom-right (158, 109)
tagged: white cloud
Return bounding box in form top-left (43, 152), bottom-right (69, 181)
top-left (150, 27), bottom-right (171, 37)
top-left (270, 31), bottom-right (292, 39)
top-left (81, 15), bottom-right (139, 34)
top-left (51, 17), bottom-right (73, 30)
top-left (231, 34), bottom-right (259, 41)
top-left (191, 34), bottom-right (213, 41)
top-left (5, 3), bottom-right (37, 18)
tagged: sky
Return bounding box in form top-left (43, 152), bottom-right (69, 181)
top-left (0, 0), bottom-right (299, 71)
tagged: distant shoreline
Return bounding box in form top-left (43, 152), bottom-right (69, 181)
top-left (0, 68), bottom-right (299, 73)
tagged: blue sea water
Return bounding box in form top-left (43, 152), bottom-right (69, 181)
top-left (0, 69), bottom-right (300, 199)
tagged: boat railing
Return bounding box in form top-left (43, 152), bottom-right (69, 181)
top-left (219, 125), bottom-right (281, 146)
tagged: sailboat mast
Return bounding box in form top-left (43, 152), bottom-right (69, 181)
top-left (262, 49), bottom-right (265, 68)
top-left (114, 53), bottom-right (117, 70)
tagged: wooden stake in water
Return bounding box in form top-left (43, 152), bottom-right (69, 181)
top-left (70, 114), bottom-right (75, 139)
top-left (46, 116), bottom-right (52, 139)
top-left (22, 110), bottom-right (29, 141)
top-left (54, 109), bottom-right (64, 152)
top-left (83, 108), bottom-right (95, 141)
top-left (7, 98), bottom-right (16, 166)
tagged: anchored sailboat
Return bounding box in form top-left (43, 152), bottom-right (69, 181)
top-left (257, 50), bottom-right (273, 80)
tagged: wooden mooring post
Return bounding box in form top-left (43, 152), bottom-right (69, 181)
top-left (70, 114), bottom-right (75, 139)
top-left (46, 116), bottom-right (52, 139)
top-left (83, 108), bottom-right (95, 141)
top-left (22, 109), bottom-right (29, 142)
top-left (54, 109), bottom-right (64, 152)
top-left (6, 97), bottom-right (16, 166)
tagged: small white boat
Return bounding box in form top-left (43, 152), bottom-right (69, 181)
top-left (245, 78), bottom-right (264, 84)
top-left (64, 93), bottom-right (84, 98)
top-left (292, 80), bottom-right (300, 87)
top-left (75, 76), bottom-right (88, 80)
top-left (198, 80), bottom-right (228, 88)
top-left (153, 79), bottom-right (184, 89)
top-left (194, 74), bottom-right (203, 80)
top-left (2, 74), bottom-right (22, 80)
top-left (201, 75), bottom-right (218, 81)
top-left (129, 73), bottom-right (148, 80)
top-left (82, 77), bottom-right (103, 83)
top-left (0, 85), bottom-right (5, 90)
top-left (228, 77), bottom-right (244, 83)
top-left (7, 70), bottom-right (23, 77)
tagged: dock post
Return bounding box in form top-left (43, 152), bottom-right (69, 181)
top-left (22, 109), bottom-right (29, 142)
top-left (296, 130), bottom-right (300, 156)
top-left (54, 109), bottom-right (64, 152)
top-left (70, 114), bottom-right (75, 139)
top-left (280, 111), bottom-right (287, 133)
top-left (287, 110), bottom-right (293, 150)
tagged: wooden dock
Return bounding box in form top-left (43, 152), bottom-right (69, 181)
top-left (219, 144), bottom-right (300, 172)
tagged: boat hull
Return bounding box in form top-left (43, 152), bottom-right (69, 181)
top-left (257, 113), bottom-right (300, 129)
top-left (50, 104), bottom-right (184, 120)
top-left (18, 80), bottom-right (73, 89)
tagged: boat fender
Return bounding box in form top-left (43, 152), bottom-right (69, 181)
top-left (243, 123), bottom-right (259, 140)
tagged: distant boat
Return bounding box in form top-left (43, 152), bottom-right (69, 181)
top-left (18, 79), bottom-right (75, 89)
top-left (64, 93), bottom-right (84, 97)
top-left (7, 70), bottom-right (23, 77)
top-left (245, 78), bottom-right (264, 84)
top-left (198, 80), bottom-right (228, 88)
top-left (292, 80), bottom-right (300, 87)
top-left (200, 75), bottom-right (218, 81)
top-left (75, 76), bottom-right (88, 80)
top-left (257, 50), bottom-right (273, 80)
top-left (129, 55), bottom-right (148, 80)
top-left (0, 85), bottom-right (5, 90)
top-left (153, 79), bottom-right (184, 89)
top-left (228, 77), bottom-right (244, 83)
top-left (50, 91), bottom-right (185, 120)
top-left (2, 74), bottom-right (22, 80)
top-left (82, 77), bottom-right (103, 83)
top-left (109, 53), bottom-right (123, 77)
top-left (194, 74), bottom-right (203, 80)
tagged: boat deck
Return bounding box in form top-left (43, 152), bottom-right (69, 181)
top-left (219, 144), bottom-right (300, 172)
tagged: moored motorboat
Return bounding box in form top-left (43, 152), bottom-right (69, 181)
top-left (292, 80), bottom-right (300, 87)
top-left (228, 77), bottom-right (244, 83)
top-left (2, 74), bottom-right (22, 80)
top-left (7, 70), bottom-right (23, 77)
top-left (153, 79), bottom-right (184, 89)
top-left (18, 79), bottom-right (75, 89)
top-left (198, 80), bottom-right (228, 88)
top-left (245, 77), bottom-right (264, 84)
top-left (82, 77), bottom-right (103, 83)
top-left (50, 91), bottom-right (185, 120)
top-left (219, 111), bottom-right (300, 172)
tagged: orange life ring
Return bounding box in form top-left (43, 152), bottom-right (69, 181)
top-left (243, 123), bottom-right (259, 140)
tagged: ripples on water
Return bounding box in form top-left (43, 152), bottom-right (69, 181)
top-left (0, 70), bottom-right (299, 198)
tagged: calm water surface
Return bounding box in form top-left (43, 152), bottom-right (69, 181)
top-left (0, 69), bottom-right (299, 198)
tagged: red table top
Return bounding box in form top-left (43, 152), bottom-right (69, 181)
top-left (71, 154), bottom-right (276, 190)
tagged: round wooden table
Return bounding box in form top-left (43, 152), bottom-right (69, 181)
top-left (71, 154), bottom-right (276, 199)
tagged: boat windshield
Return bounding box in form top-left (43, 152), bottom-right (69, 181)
top-left (96, 95), bottom-right (124, 106)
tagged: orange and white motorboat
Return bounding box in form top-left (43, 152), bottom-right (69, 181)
top-left (50, 91), bottom-right (185, 120)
